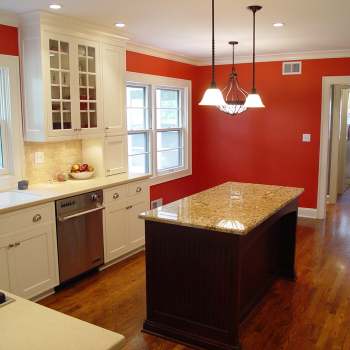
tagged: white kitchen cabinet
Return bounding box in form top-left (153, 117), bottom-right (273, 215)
top-left (0, 244), bottom-right (10, 292)
top-left (127, 199), bottom-right (148, 251)
top-left (103, 181), bottom-right (150, 263)
top-left (20, 12), bottom-right (127, 142)
top-left (102, 43), bottom-right (126, 135)
top-left (82, 135), bottom-right (128, 177)
top-left (8, 223), bottom-right (58, 299)
top-left (104, 201), bottom-right (129, 262)
top-left (0, 203), bottom-right (59, 299)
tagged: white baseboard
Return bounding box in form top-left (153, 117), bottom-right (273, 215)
top-left (298, 207), bottom-right (318, 219)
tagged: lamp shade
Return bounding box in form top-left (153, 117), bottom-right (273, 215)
top-left (244, 93), bottom-right (265, 108)
top-left (199, 87), bottom-right (226, 106)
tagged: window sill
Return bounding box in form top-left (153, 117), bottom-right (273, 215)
top-left (149, 168), bottom-right (192, 186)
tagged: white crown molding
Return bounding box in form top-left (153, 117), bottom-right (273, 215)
top-left (126, 41), bottom-right (202, 66)
top-left (196, 49), bottom-right (350, 66)
top-left (20, 11), bottom-right (129, 44)
top-left (0, 10), bottom-right (19, 27)
top-left (126, 42), bottom-right (350, 66)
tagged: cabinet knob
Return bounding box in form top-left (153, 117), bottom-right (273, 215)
top-left (33, 214), bottom-right (42, 223)
top-left (105, 127), bottom-right (110, 130)
top-left (136, 187), bottom-right (142, 193)
top-left (8, 244), bottom-right (14, 249)
top-left (14, 242), bottom-right (21, 247)
top-left (126, 205), bottom-right (133, 210)
top-left (113, 193), bottom-right (119, 200)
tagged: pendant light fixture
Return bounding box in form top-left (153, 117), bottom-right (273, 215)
top-left (218, 41), bottom-right (248, 115)
top-left (199, 0), bottom-right (226, 106)
top-left (245, 5), bottom-right (265, 108)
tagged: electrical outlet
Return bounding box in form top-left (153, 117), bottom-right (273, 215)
top-left (34, 151), bottom-right (45, 164)
top-left (151, 198), bottom-right (163, 209)
top-left (302, 134), bottom-right (311, 142)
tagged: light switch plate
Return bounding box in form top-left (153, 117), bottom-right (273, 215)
top-left (302, 134), bottom-right (311, 142)
top-left (34, 151), bottom-right (45, 164)
top-left (151, 198), bottom-right (163, 209)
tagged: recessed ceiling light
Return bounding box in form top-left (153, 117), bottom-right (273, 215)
top-left (273, 22), bottom-right (285, 27)
top-left (115, 22), bottom-right (126, 28)
top-left (49, 4), bottom-right (62, 10)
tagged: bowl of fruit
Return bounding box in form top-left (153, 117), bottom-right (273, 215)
top-left (70, 163), bottom-right (95, 180)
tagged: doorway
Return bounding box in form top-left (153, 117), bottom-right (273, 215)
top-left (328, 85), bottom-right (350, 204)
top-left (317, 76), bottom-right (350, 219)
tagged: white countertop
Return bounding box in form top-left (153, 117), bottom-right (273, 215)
top-left (0, 173), bottom-right (151, 214)
top-left (0, 290), bottom-right (125, 350)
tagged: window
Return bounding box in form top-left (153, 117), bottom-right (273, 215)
top-left (0, 55), bottom-right (24, 189)
top-left (126, 72), bottom-right (191, 184)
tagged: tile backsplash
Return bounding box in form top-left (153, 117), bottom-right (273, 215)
top-left (24, 140), bottom-right (82, 184)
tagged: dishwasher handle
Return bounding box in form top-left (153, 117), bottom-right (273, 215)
top-left (58, 205), bottom-right (105, 222)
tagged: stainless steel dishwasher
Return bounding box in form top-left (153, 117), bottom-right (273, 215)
top-left (56, 190), bottom-right (105, 283)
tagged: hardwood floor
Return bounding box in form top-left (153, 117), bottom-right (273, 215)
top-left (40, 191), bottom-right (350, 349)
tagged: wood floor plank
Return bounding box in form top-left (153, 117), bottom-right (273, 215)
top-left (40, 191), bottom-right (350, 349)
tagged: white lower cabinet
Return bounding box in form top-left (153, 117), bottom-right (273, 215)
top-left (104, 201), bottom-right (129, 261)
top-left (0, 244), bottom-right (10, 291)
top-left (127, 200), bottom-right (148, 251)
top-left (103, 181), bottom-right (150, 263)
top-left (0, 203), bottom-right (59, 299)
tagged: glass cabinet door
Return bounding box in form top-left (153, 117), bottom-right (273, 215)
top-left (49, 39), bottom-right (72, 131)
top-left (78, 44), bottom-right (97, 130)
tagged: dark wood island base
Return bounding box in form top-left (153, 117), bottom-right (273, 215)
top-left (142, 199), bottom-right (298, 350)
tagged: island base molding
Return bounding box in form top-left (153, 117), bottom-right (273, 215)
top-left (143, 199), bottom-right (298, 350)
top-left (143, 321), bottom-right (241, 350)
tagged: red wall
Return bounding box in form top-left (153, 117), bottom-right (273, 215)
top-left (0, 24), bottom-right (19, 56)
top-left (3, 24), bottom-right (350, 208)
top-left (195, 59), bottom-right (350, 208)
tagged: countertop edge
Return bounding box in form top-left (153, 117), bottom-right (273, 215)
top-left (0, 174), bottom-right (151, 215)
top-left (139, 187), bottom-right (304, 235)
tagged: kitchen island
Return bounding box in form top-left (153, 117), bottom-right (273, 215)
top-left (139, 182), bottom-right (303, 350)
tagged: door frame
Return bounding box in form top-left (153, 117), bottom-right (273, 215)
top-left (317, 76), bottom-right (350, 218)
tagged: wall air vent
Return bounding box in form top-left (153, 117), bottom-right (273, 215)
top-left (282, 61), bottom-right (302, 75)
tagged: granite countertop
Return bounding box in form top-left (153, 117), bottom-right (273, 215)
top-left (139, 182), bottom-right (304, 235)
top-left (0, 173), bottom-right (151, 214)
top-left (0, 290), bottom-right (125, 350)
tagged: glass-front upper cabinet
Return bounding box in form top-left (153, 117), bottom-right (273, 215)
top-left (49, 39), bottom-right (72, 132)
top-left (78, 44), bottom-right (98, 131)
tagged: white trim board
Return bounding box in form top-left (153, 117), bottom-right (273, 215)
top-left (317, 76), bottom-right (350, 219)
top-left (298, 207), bottom-right (318, 219)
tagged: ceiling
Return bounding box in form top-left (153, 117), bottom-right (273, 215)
top-left (1, 0), bottom-right (350, 63)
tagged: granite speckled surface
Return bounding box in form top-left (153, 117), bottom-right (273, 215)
top-left (139, 182), bottom-right (304, 235)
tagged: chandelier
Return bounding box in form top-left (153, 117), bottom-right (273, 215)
top-left (218, 41), bottom-right (248, 115)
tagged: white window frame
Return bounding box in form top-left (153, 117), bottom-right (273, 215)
top-left (0, 55), bottom-right (24, 190)
top-left (126, 72), bottom-right (192, 186)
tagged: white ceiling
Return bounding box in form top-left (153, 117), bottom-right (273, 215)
top-left (1, 0), bottom-right (350, 63)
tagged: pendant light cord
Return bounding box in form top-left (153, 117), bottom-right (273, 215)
top-left (252, 8), bottom-right (256, 93)
top-left (211, 0), bottom-right (216, 87)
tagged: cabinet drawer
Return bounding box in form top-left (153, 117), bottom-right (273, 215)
top-left (0, 203), bottom-right (55, 236)
top-left (104, 185), bottom-right (127, 204)
top-left (127, 181), bottom-right (149, 198)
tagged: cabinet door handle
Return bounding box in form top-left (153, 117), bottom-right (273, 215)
top-left (33, 214), bottom-right (42, 223)
top-left (14, 242), bottom-right (21, 247)
top-left (105, 127), bottom-right (110, 130)
top-left (8, 244), bottom-right (14, 249)
top-left (126, 205), bottom-right (133, 210)
top-left (113, 193), bottom-right (119, 200)
top-left (136, 187), bottom-right (142, 193)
